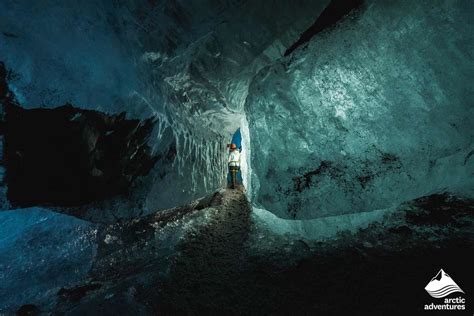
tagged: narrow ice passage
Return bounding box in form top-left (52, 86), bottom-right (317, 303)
top-left (226, 129), bottom-right (243, 185)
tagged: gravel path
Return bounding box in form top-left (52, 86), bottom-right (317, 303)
top-left (157, 187), bottom-right (253, 314)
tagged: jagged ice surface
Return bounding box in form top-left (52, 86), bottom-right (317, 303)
top-left (246, 0), bottom-right (474, 219)
top-left (0, 0), bottom-right (330, 214)
top-left (0, 0), bottom-right (473, 221)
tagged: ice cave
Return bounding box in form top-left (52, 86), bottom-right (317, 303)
top-left (0, 0), bottom-right (473, 314)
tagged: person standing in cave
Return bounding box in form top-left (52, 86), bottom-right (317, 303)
top-left (228, 143), bottom-right (241, 189)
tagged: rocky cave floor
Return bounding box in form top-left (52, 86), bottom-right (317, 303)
top-left (15, 191), bottom-right (474, 316)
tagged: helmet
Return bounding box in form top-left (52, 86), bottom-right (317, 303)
top-left (230, 143), bottom-right (237, 150)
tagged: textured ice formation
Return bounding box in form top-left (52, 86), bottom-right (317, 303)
top-left (0, 208), bottom-right (98, 311)
top-left (252, 205), bottom-right (396, 241)
top-left (1, 0), bottom-right (472, 222)
top-left (246, 0), bottom-right (474, 219)
top-left (0, 0), bottom-right (332, 214)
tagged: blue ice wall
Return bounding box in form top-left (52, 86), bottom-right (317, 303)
top-left (246, 0), bottom-right (474, 219)
top-left (232, 128), bottom-right (242, 149)
top-left (0, 0), bottom-right (143, 115)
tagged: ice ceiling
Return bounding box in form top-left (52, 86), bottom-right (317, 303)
top-left (0, 0), bottom-right (473, 220)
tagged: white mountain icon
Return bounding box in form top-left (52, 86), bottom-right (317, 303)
top-left (425, 269), bottom-right (465, 298)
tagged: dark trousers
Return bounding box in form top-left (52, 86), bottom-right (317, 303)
top-left (229, 166), bottom-right (240, 189)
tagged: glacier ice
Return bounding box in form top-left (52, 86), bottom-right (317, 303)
top-left (0, 0), bottom-right (472, 224)
top-left (0, 0), bottom-right (472, 313)
top-left (0, 208), bottom-right (98, 311)
top-left (252, 205), bottom-right (396, 241)
top-left (245, 0), bottom-right (474, 219)
top-left (0, 0), bottom-right (332, 214)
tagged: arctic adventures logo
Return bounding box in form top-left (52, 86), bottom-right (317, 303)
top-left (424, 269), bottom-right (466, 311)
